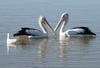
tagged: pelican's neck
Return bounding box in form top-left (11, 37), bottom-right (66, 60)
top-left (60, 21), bottom-right (65, 33)
top-left (41, 25), bottom-right (48, 34)
top-left (39, 20), bottom-right (48, 34)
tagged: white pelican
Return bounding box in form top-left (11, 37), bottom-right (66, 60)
top-left (7, 33), bottom-right (17, 44)
top-left (13, 16), bottom-right (54, 39)
top-left (54, 13), bottom-right (96, 40)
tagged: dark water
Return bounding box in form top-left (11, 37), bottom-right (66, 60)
top-left (0, 0), bottom-right (100, 68)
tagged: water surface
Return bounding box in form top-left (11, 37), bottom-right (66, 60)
top-left (0, 0), bottom-right (100, 68)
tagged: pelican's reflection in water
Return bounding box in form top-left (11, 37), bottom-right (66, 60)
top-left (59, 35), bottom-right (96, 45)
top-left (59, 37), bottom-right (69, 64)
top-left (16, 36), bottom-right (31, 45)
top-left (37, 39), bottom-right (48, 57)
top-left (59, 36), bottom-right (96, 63)
top-left (7, 43), bottom-right (16, 55)
top-left (6, 36), bottom-right (48, 55)
top-left (68, 36), bottom-right (96, 45)
top-left (6, 36), bottom-right (31, 55)
top-left (59, 38), bottom-right (68, 58)
top-left (36, 38), bottom-right (48, 64)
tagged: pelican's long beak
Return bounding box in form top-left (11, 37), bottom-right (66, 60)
top-left (45, 19), bottom-right (54, 32)
top-left (54, 17), bottom-right (63, 31)
top-left (54, 13), bottom-right (69, 32)
top-left (38, 16), bottom-right (54, 32)
top-left (42, 16), bottom-right (54, 32)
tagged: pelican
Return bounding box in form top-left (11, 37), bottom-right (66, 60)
top-left (7, 33), bottom-right (17, 44)
top-left (54, 13), bottom-right (96, 40)
top-left (13, 16), bottom-right (54, 39)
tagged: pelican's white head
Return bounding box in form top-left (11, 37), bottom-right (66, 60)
top-left (38, 16), bottom-right (44, 23)
top-left (61, 12), bottom-right (68, 17)
top-left (54, 12), bottom-right (69, 31)
top-left (61, 12), bottom-right (69, 21)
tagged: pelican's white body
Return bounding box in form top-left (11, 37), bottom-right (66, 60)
top-left (14, 16), bottom-right (53, 39)
top-left (54, 13), bottom-right (96, 40)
